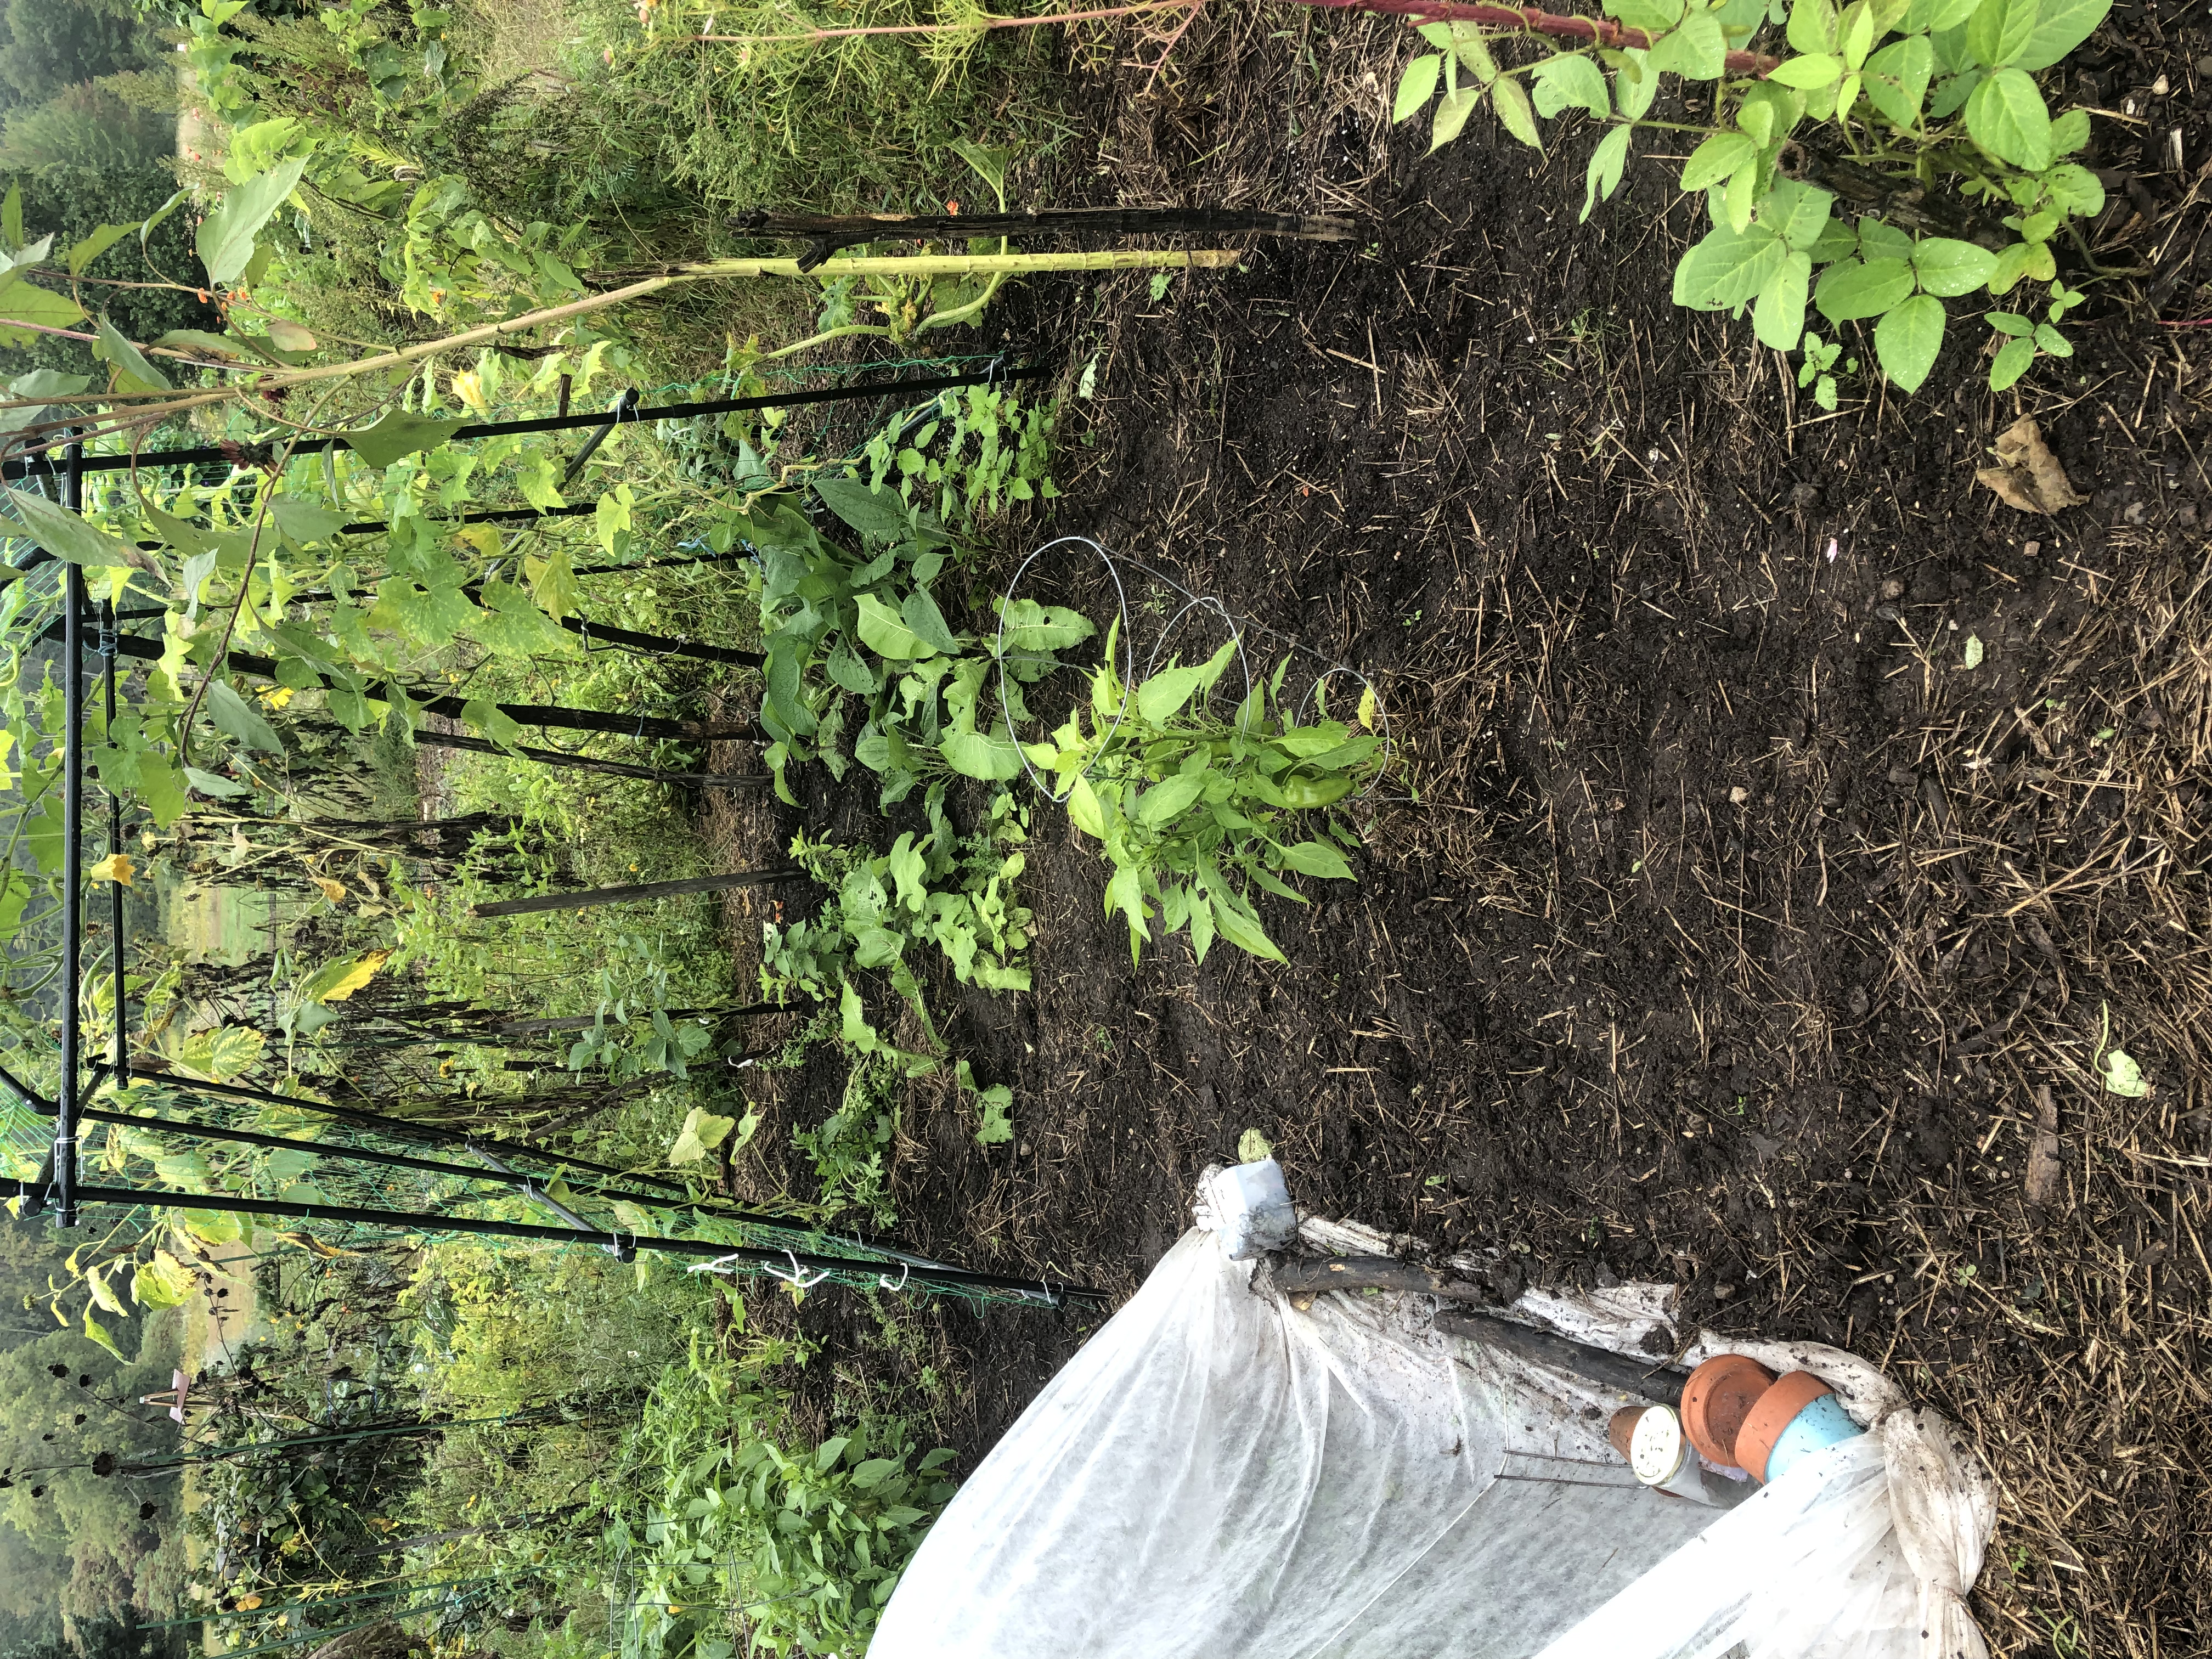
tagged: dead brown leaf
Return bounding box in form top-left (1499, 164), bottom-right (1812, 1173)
top-left (1976, 416), bottom-right (2088, 514)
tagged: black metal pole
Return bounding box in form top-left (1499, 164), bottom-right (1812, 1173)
top-left (55, 436), bottom-right (83, 1227)
top-left (0, 364), bottom-right (1048, 481)
top-left (123, 1070), bottom-right (696, 1195)
top-left (0, 1180), bottom-right (1105, 1306)
top-left (70, 1101), bottom-right (843, 1239)
top-left (100, 598), bottom-right (126, 1091)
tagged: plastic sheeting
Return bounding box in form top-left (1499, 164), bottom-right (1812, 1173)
top-left (873, 1210), bottom-right (1996, 1659)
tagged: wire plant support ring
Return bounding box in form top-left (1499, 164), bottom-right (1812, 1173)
top-left (0, 363), bottom-right (1107, 1317)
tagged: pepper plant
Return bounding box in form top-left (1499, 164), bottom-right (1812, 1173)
top-left (1025, 633), bottom-right (1380, 966)
top-left (1393, 0), bottom-right (2113, 393)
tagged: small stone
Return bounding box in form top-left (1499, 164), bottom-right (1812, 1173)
top-left (2022, 540), bottom-right (2041, 556)
top-left (2197, 55), bottom-right (2212, 77)
top-left (1846, 985), bottom-right (1870, 1018)
top-left (1728, 785), bottom-right (1750, 805)
top-left (1791, 482), bottom-right (1822, 509)
top-left (1879, 577), bottom-right (1906, 600)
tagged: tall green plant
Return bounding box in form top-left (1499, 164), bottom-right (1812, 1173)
top-left (1393, 0), bottom-right (2112, 393)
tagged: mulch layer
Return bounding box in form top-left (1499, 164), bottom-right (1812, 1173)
top-left (708, 8), bottom-right (2212, 1653)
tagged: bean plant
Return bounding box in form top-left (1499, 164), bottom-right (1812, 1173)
top-left (1396, 0), bottom-right (2112, 392)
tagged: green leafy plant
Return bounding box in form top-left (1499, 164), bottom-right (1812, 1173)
top-left (1795, 329), bottom-right (1858, 407)
top-left (859, 382), bottom-right (1059, 529)
top-left (604, 1340), bottom-right (955, 1659)
top-left (1024, 631), bottom-right (1382, 965)
top-left (1395, 0), bottom-right (2115, 393)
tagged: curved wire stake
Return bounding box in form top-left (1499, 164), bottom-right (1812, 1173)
top-left (996, 534), bottom-right (1135, 803)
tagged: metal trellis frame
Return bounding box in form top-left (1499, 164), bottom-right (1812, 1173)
top-left (1, 362), bottom-right (1105, 1313)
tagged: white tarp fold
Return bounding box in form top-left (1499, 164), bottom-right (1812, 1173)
top-left (873, 1213), bottom-right (1994, 1659)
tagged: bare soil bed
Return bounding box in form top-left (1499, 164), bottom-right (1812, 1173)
top-left (714, 9), bottom-right (2212, 1654)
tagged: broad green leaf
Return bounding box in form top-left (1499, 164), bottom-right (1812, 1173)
top-left (1681, 131), bottom-right (1758, 190)
top-left (901, 588), bottom-right (961, 654)
top-left (1874, 293), bottom-right (1946, 390)
top-left (0, 368), bottom-right (91, 436)
top-left (1912, 237), bottom-right (1997, 295)
top-left (1278, 840), bottom-right (1355, 879)
top-left (1673, 223), bottom-right (1788, 311)
top-left (1582, 127), bottom-right (1633, 223)
top-left (1610, 0), bottom-right (1688, 29)
top-left (940, 727), bottom-right (1024, 781)
top-left (1859, 218), bottom-right (1915, 262)
top-left (344, 410), bottom-right (465, 467)
top-left (855, 592), bottom-right (938, 661)
top-left (1965, 0), bottom-right (2040, 65)
top-left (1650, 9), bottom-right (1727, 77)
top-left (1838, 0), bottom-right (1876, 66)
top-left (2015, 0), bottom-right (2108, 69)
top-left (269, 498), bottom-right (348, 548)
top-left (206, 680), bottom-right (284, 753)
top-left (996, 596), bottom-right (1095, 652)
top-left (475, 581), bottom-right (573, 657)
top-left (1724, 165), bottom-right (1757, 233)
top-left (1136, 640), bottom-right (1237, 723)
top-left (1431, 86), bottom-right (1482, 152)
top-left (0, 184), bottom-right (17, 253)
top-left (1986, 309), bottom-right (2034, 335)
top-left (2042, 161), bottom-right (2103, 215)
top-left (1788, 0), bottom-right (1837, 52)
top-left (1754, 250), bottom-right (1814, 350)
top-left (1393, 54), bottom-right (1442, 122)
top-left (813, 477), bottom-right (907, 540)
top-left (1862, 35), bottom-right (1934, 126)
top-left (1763, 178), bottom-right (1838, 250)
top-left (1137, 769), bottom-right (1210, 826)
top-left (1738, 100), bottom-right (1775, 148)
top-left (183, 765), bottom-right (250, 798)
top-left (533, 543), bottom-right (579, 619)
top-left (5, 487), bottom-right (136, 568)
top-left (1814, 256), bottom-right (1916, 320)
top-left (2034, 323), bottom-right (2073, 356)
top-left (83, 1310), bottom-right (125, 1362)
top-left (1915, 0), bottom-right (1983, 24)
top-left (460, 698), bottom-right (527, 747)
top-left (1491, 73), bottom-right (1543, 150)
top-left (132, 1250), bottom-right (195, 1310)
top-left (669, 1105), bottom-right (737, 1165)
top-left (1531, 55), bottom-right (1610, 119)
top-left (1770, 52), bottom-right (1844, 87)
top-left (1966, 67), bottom-right (2051, 169)
top-left (1989, 334), bottom-right (2036, 389)
top-left (266, 319), bottom-right (317, 352)
top-left (0, 278), bottom-right (87, 347)
top-left (67, 224), bottom-right (136, 278)
top-left (1615, 48), bottom-right (1661, 119)
top-left (1985, 239), bottom-right (2036, 295)
top-left (195, 159), bottom-right (308, 288)
top-left (2049, 107), bottom-right (2091, 156)
top-left (1206, 888), bottom-right (1286, 964)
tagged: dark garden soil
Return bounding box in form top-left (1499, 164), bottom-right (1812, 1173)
top-left (708, 7), bottom-right (2212, 1653)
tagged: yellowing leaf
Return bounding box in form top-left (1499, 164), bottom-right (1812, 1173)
top-left (1356, 684), bottom-right (1379, 730)
top-left (87, 851), bottom-right (135, 886)
top-left (312, 876), bottom-right (347, 903)
top-left (300, 949), bottom-right (389, 1004)
top-left (454, 522), bottom-right (504, 561)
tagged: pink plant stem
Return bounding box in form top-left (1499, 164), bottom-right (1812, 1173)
top-left (1276, 0), bottom-right (1776, 74)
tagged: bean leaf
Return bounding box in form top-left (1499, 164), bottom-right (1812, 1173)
top-left (195, 159), bottom-right (308, 289)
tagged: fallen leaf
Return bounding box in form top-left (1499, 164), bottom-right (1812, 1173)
top-left (1962, 634), bottom-right (1984, 670)
top-left (2101, 1045), bottom-right (2151, 1098)
top-left (87, 852), bottom-right (134, 886)
top-left (312, 876), bottom-right (346, 903)
top-left (1975, 416), bottom-right (2087, 515)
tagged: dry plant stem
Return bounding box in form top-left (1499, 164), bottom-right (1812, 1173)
top-left (2, 248), bottom-right (1239, 464)
top-left (1277, 0), bottom-right (1776, 72)
top-left (691, 0), bottom-right (1201, 44)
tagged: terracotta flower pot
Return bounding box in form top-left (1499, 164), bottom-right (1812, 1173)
top-left (1735, 1369), bottom-right (1841, 1483)
top-left (1678, 1353), bottom-right (1775, 1469)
